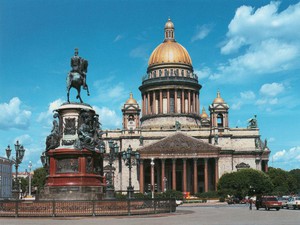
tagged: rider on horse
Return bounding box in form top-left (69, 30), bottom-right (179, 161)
top-left (70, 48), bottom-right (88, 90)
top-left (67, 48), bottom-right (90, 103)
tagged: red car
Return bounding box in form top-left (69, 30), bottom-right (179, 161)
top-left (255, 196), bottom-right (282, 211)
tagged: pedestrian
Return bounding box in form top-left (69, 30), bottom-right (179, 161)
top-left (249, 198), bottom-right (253, 210)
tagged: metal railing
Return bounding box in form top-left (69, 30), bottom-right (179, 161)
top-left (0, 198), bottom-right (176, 217)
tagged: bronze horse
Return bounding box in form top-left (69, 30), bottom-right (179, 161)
top-left (67, 60), bottom-right (90, 103)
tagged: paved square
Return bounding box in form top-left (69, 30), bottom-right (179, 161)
top-left (1, 205), bottom-right (299, 225)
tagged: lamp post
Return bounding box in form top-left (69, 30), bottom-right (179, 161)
top-left (100, 140), bottom-right (119, 199)
top-left (122, 145), bottom-right (140, 199)
top-left (28, 161), bottom-right (32, 197)
top-left (5, 141), bottom-right (26, 199)
top-left (150, 158), bottom-right (155, 199)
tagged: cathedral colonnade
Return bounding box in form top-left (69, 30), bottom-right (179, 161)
top-left (142, 89), bottom-right (200, 115)
top-left (138, 157), bottom-right (219, 194)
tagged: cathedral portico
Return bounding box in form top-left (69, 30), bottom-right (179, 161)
top-left (137, 132), bottom-right (220, 194)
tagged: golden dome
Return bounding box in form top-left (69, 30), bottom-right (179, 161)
top-left (148, 19), bottom-right (192, 67)
top-left (148, 41), bottom-right (192, 66)
top-left (126, 92), bottom-right (137, 104)
top-left (201, 107), bottom-right (208, 118)
top-left (213, 91), bottom-right (225, 104)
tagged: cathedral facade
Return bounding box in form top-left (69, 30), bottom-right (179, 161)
top-left (102, 19), bottom-right (270, 195)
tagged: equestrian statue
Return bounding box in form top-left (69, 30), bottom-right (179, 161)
top-left (67, 48), bottom-right (90, 103)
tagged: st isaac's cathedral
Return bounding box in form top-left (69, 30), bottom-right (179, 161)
top-left (102, 19), bottom-right (270, 195)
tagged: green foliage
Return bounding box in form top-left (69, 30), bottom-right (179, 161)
top-left (32, 167), bottom-right (47, 192)
top-left (157, 190), bottom-right (183, 200)
top-left (13, 177), bottom-right (28, 194)
top-left (195, 191), bottom-right (219, 199)
top-left (218, 169), bottom-right (274, 198)
top-left (267, 167), bottom-right (297, 195)
top-left (289, 169), bottom-right (300, 193)
top-left (115, 192), bottom-right (127, 199)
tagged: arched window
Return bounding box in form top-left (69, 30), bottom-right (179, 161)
top-left (217, 114), bottom-right (224, 127)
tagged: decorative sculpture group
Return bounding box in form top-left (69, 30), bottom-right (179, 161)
top-left (74, 110), bottom-right (103, 151)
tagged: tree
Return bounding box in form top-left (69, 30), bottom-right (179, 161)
top-left (32, 167), bottom-right (47, 192)
top-left (289, 169), bottom-right (300, 194)
top-left (218, 169), bottom-right (273, 199)
top-left (267, 167), bottom-right (297, 196)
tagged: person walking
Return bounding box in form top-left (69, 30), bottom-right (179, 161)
top-left (249, 198), bottom-right (253, 210)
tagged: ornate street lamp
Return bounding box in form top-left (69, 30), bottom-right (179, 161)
top-left (100, 140), bottom-right (119, 199)
top-left (5, 140), bottom-right (26, 199)
top-left (122, 145), bottom-right (140, 199)
top-left (150, 158), bottom-right (155, 199)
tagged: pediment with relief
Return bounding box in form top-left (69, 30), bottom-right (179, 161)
top-left (138, 132), bottom-right (221, 156)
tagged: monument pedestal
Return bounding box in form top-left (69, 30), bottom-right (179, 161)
top-left (39, 103), bottom-right (105, 200)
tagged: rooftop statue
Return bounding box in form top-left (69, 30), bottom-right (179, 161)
top-left (248, 115), bottom-right (258, 129)
top-left (67, 48), bottom-right (90, 103)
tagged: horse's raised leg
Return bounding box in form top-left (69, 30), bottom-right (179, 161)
top-left (86, 85), bottom-right (90, 96)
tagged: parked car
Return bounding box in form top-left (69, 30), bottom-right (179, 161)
top-left (176, 199), bottom-right (183, 206)
top-left (286, 196), bottom-right (300, 210)
top-left (277, 196), bottom-right (290, 208)
top-left (255, 196), bottom-right (282, 211)
top-left (227, 197), bottom-right (240, 204)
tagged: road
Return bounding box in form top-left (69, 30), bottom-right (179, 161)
top-left (1, 204), bottom-right (299, 225)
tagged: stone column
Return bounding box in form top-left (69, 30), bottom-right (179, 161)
top-left (174, 89), bottom-right (177, 113)
top-left (139, 159), bottom-right (144, 193)
top-left (204, 158), bottom-right (208, 192)
top-left (167, 90), bottom-right (170, 113)
top-left (143, 94), bottom-right (146, 115)
top-left (196, 93), bottom-right (199, 114)
top-left (123, 116), bottom-right (126, 130)
top-left (192, 91), bottom-right (196, 113)
top-left (159, 90), bottom-right (163, 114)
top-left (147, 92), bottom-right (151, 114)
top-left (172, 159), bottom-right (176, 190)
top-left (215, 158), bottom-right (219, 191)
top-left (264, 160), bottom-right (269, 172)
top-left (181, 90), bottom-right (185, 113)
top-left (152, 91), bottom-right (156, 114)
top-left (161, 159), bottom-right (165, 192)
top-left (183, 159), bottom-right (187, 193)
top-left (193, 158), bottom-right (198, 194)
top-left (188, 90), bottom-right (191, 113)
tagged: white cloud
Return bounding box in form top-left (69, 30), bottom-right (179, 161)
top-left (0, 97), bottom-right (31, 130)
top-left (93, 76), bottom-right (129, 105)
top-left (255, 82), bottom-right (284, 108)
top-left (231, 90), bottom-right (256, 110)
top-left (259, 82), bottom-right (284, 97)
top-left (194, 67), bottom-right (211, 80)
top-left (240, 91), bottom-right (256, 100)
top-left (37, 98), bottom-right (64, 125)
top-left (191, 25), bottom-right (212, 42)
top-left (215, 2), bottom-right (300, 83)
top-left (93, 106), bottom-right (122, 129)
top-left (114, 34), bottom-right (124, 42)
top-left (130, 45), bottom-right (149, 60)
top-left (272, 146), bottom-right (300, 170)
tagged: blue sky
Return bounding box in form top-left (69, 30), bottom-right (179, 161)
top-left (1, 0), bottom-right (300, 172)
